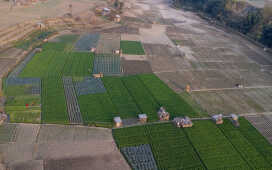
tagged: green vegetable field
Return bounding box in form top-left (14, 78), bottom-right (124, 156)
top-left (113, 119), bottom-right (272, 170)
top-left (120, 41), bottom-right (145, 55)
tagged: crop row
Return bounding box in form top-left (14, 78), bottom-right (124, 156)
top-left (237, 118), bottom-right (272, 164)
top-left (120, 40), bottom-right (145, 55)
top-left (113, 123), bottom-right (205, 170)
top-left (139, 74), bottom-right (199, 118)
top-left (184, 120), bottom-right (250, 170)
top-left (19, 50), bottom-right (94, 78)
top-left (217, 119), bottom-right (272, 169)
top-left (41, 77), bottom-right (69, 124)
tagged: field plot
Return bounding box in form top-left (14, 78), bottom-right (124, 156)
top-left (139, 25), bottom-right (174, 46)
top-left (120, 40), bottom-right (145, 55)
top-left (122, 75), bottom-right (159, 121)
top-left (78, 93), bottom-right (117, 124)
top-left (184, 120), bottom-right (250, 170)
top-left (93, 54), bottom-right (121, 75)
top-left (121, 144), bottom-right (158, 170)
top-left (63, 77), bottom-right (83, 124)
top-left (74, 33), bottom-right (100, 52)
top-left (113, 123), bottom-right (205, 170)
top-left (42, 78), bottom-right (69, 124)
top-left (0, 123), bottom-right (17, 143)
top-left (191, 88), bottom-right (272, 115)
top-left (139, 74), bottom-right (199, 118)
top-left (20, 50), bottom-right (94, 78)
top-left (121, 60), bottom-right (153, 75)
top-left (102, 77), bottom-right (140, 118)
top-left (238, 117), bottom-right (272, 163)
top-left (245, 114), bottom-right (272, 144)
top-left (217, 119), bottom-right (272, 169)
top-left (0, 58), bottom-right (16, 77)
top-left (75, 77), bottom-right (106, 96)
top-left (96, 33), bottom-right (120, 54)
top-left (0, 124), bottom-right (130, 170)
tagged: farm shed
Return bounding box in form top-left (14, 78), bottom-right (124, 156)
top-left (173, 117), bottom-right (193, 128)
top-left (138, 114), bottom-right (147, 123)
top-left (0, 113), bottom-right (8, 125)
top-left (114, 117), bottom-right (122, 127)
top-left (212, 114), bottom-right (223, 124)
top-left (158, 107), bottom-right (170, 121)
top-left (114, 15), bottom-right (121, 22)
top-left (231, 114), bottom-right (240, 127)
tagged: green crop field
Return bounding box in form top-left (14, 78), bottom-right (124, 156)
top-left (185, 120), bottom-right (250, 169)
top-left (121, 75), bottom-right (159, 121)
top-left (113, 123), bottom-right (205, 170)
top-left (78, 93), bottom-right (117, 123)
top-left (114, 119), bottom-right (272, 170)
top-left (218, 119), bottom-right (272, 169)
top-left (41, 77), bottom-right (69, 124)
top-left (238, 117), bottom-right (272, 164)
top-left (120, 41), bottom-right (145, 55)
top-left (20, 51), bottom-right (94, 78)
top-left (139, 74), bottom-right (199, 118)
top-left (102, 77), bottom-right (141, 118)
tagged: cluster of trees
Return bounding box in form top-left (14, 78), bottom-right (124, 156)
top-left (177, 0), bottom-right (272, 48)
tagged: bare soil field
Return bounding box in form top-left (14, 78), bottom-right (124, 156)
top-left (121, 60), bottom-right (153, 75)
top-left (190, 88), bottom-right (272, 115)
top-left (246, 113), bottom-right (272, 144)
top-left (0, 0), bottom-right (106, 30)
top-left (96, 33), bottom-right (120, 54)
top-left (0, 124), bottom-right (130, 170)
top-left (0, 58), bottom-right (17, 77)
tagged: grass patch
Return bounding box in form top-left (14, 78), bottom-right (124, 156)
top-left (120, 41), bottom-right (145, 55)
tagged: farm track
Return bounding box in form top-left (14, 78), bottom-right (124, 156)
top-left (63, 77), bottom-right (83, 124)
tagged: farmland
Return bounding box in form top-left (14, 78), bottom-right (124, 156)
top-left (113, 119), bottom-right (272, 170)
top-left (120, 40), bottom-right (145, 55)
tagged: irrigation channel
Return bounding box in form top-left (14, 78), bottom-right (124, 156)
top-left (63, 77), bottom-right (83, 124)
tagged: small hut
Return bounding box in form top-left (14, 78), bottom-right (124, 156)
top-left (138, 114), bottom-right (147, 123)
top-left (93, 72), bottom-right (103, 78)
top-left (37, 22), bottom-right (46, 30)
top-left (102, 8), bottom-right (111, 16)
top-left (91, 48), bottom-right (96, 53)
top-left (114, 116), bottom-right (122, 127)
top-left (173, 116), bottom-right (193, 128)
top-left (114, 15), bottom-right (121, 22)
top-left (157, 107), bottom-right (170, 121)
top-left (185, 85), bottom-right (191, 93)
top-left (230, 114), bottom-right (240, 127)
top-left (0, 112), bottom-right (8, 125)
top-left (212, 114), bottom-right (223, 124)
top-left (114, 49), bottom-right (120, 54)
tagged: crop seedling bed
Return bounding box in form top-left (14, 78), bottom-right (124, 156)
top-left (120, 41), bottom-right (145, 55)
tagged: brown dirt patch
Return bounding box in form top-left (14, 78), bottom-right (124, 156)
top-left (122, 59), bottom-right (153, 75)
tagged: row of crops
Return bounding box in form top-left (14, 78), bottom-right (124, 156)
top-left (78, 74), bottom-right (199, 125)
top-left (19, 50), bottom-right (94, 78)
top-left (93, 54), bottom-right (121, 75)
top-left (113, 119), bottom-right (272, 170)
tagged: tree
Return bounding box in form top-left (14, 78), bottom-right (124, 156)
top-left (261, 24), bottom-right (272, 47)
